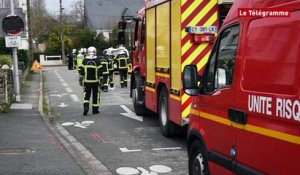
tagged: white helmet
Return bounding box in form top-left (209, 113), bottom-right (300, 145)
top-left (72, 49), bottom-right (76, 54)
top-left (117, 50), bottom-right (127, 58)
top-left (87, 46), bottom-right (97, 57)
top-left (118, 50), bottom-right (126, 55)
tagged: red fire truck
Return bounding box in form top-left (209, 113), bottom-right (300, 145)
top-left (183, 0), bottom-right (300, 174)
top-left (130, 0), bottom-right (234, 136)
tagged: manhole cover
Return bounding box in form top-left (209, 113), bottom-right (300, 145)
top-left (0, 148), bottom-right (34, 154)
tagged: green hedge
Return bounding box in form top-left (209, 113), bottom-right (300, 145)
top-left (0, 38), bottom-right (30, 69)
top-left (0, 55), bottom-right (12, 68)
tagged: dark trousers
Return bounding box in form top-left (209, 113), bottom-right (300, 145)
top-left (83, 82), bottom-right (100, 112)
top-left (68, 60), bottom-right (73, 70)
top-left (119, 68), bottom-right (128, 88)
top-left (109, 70), bottom-right (114, 87)
top-left (101, 74), bottom-right (109, 91)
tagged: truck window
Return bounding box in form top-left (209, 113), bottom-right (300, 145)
top-left (204, 25), bottom-right (240, 93)
top-left (141, 17), bottom-right (146, 44)
top-left (133, 19), bottom-right (139, 43)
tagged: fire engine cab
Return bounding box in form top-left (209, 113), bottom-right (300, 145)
top-left (130, 0), bottom-right (234, 137)
top-left (183, 0), bottom-right (300, 174)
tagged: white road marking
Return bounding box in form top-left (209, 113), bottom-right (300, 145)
top-left (65, 87), bottom-right (73, 93)
top-left (62, 82), bottom-right (68, 87)
top-left (50, 93), bottom-right (68, 97)
top-left (149, 165), bottom-right (172, 173)
top-left (61, 121), bottom-right (94, 129)
top-left (120, 105), bottom-right (143, 122)
top-left (119, 148), bottom-right (141, 153)
top-left (61, 122), bottom-right (74, 126)
top-left (116, 167), bottom-right (139, 175)
top-left (70, 94), bottom-right (80, 102)
top-left (116, 165), bottom-right (172, 175)
top-left (152, 147), bottom-right (182, 151)
top-left (58, 103), bottom-right (68, 107)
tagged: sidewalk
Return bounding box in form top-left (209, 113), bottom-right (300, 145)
top-left (0, 71), bottom-right (86, 175)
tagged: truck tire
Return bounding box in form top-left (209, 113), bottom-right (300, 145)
top-left (188, 140), bottom-right (209, 175)
top-left (158, 87), bottom-right (175, 137)
top-left (132, 74), bottom-right (145, 116)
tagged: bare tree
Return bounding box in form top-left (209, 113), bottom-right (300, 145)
top-left (30, 0), bottom-right (58, 52)
top-left (67, 0), bottom-right (84, 28)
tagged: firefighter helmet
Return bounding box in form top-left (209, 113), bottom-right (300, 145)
top-left (72, 49), bottom-right (76, 54)
top-left (117, 50), bottom-right (127, 58)
top-left (87, 46), bottom-right (97, 57)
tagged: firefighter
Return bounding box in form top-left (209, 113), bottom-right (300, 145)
top-left (79, 46), bottom-right (102, 115)
top-left (72, 49), bottom-right (77, 69)
top-left (67, 49), bottom-right (75, 70)
top-left (107, 53), bottom-right (115, 89)
top-left (103, 48), bottom-right (116, 90)
top-left (77, 49), bottom-right (85, 70)
top-left (99, 55), bottom-right (109, 92)
top-left (116, 50), bottom-right (129, 88)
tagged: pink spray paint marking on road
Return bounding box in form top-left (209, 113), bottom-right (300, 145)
top-left (48, 134), bottom-right (64, 149)
top-left (91, 132), bottom-right (106, 143)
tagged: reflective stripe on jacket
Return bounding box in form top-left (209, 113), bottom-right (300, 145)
top-left (80, 58), bottom-right (101, 83)
top-left (117, 57), bottom-right (128, 69)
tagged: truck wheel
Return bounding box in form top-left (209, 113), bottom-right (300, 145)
top-left (159, 87), bottom-right (175, 137)
top-left (132, 74), bottom-right (145, 116)
top-left (188, 140), bottom-right (208, 175)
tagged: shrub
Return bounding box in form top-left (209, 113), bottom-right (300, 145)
top-left (0, 55), bottom-right (13, 68)
top-left (18, 49), bottom-right (29, 67)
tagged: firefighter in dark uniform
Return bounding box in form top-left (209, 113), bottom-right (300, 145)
top-left (107, 54), bottom-right (115, 89)
top-left (67, 50), bottom-right (74, 70)
top-left (79, 46), bottom-right (102, 115)
top-left (72, 49), bottom-right (77, 69)
top-left (99, 55), bottom-right (109, 92)
top-left (116, 50), bottom-right (129, 88)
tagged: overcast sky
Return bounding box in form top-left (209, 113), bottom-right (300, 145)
top-left (45, 0), bottom-right (77, 13)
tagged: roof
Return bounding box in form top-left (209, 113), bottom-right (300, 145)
top-left (84, 0), bottom-right (144, 30)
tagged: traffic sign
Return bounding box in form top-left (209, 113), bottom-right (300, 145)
top-left (5, 36), bottom-right (22, 47)
top-left (2, 15), bottom-right (24, 36)
top-left (31, 60), bottom-right (43, 71)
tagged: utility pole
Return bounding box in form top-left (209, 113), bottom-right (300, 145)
top-left (10, 0), bottom-right (21, 102)
top-left (60, 0), bottom-right (66, 65)
top-left (26, 0), bottom-right (33, 63)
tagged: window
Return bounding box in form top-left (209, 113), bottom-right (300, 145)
top-left (204, 25), bottom-right (240, 93)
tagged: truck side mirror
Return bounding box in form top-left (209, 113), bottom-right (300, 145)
top-left (183, 65), bottom-right (200, 96)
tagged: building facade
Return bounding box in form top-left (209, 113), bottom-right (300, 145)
top-left (0, 0), bottom-right (20, 8)
top-left (84, 0), bottom-right (144, 37)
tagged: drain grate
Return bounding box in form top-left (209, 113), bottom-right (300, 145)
top-left (0, 148), bottom-right (35, 155)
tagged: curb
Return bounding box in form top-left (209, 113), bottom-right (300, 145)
top-left (38, 71), bottom-right (113, 175)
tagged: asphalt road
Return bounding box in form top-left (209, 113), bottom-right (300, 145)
top-left (44, 66), bottom-right (188, 175)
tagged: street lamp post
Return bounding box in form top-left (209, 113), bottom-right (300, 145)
top-left (60, 0), bottom-right (66, 65)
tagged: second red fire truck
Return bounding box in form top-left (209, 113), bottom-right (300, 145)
top-left (130, 0), bottom-right (234, 136)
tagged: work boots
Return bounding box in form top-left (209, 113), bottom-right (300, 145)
top-left (83, 103), bottom-right (89, 116)
top-left (92, 107), bottom-right (99, 114)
